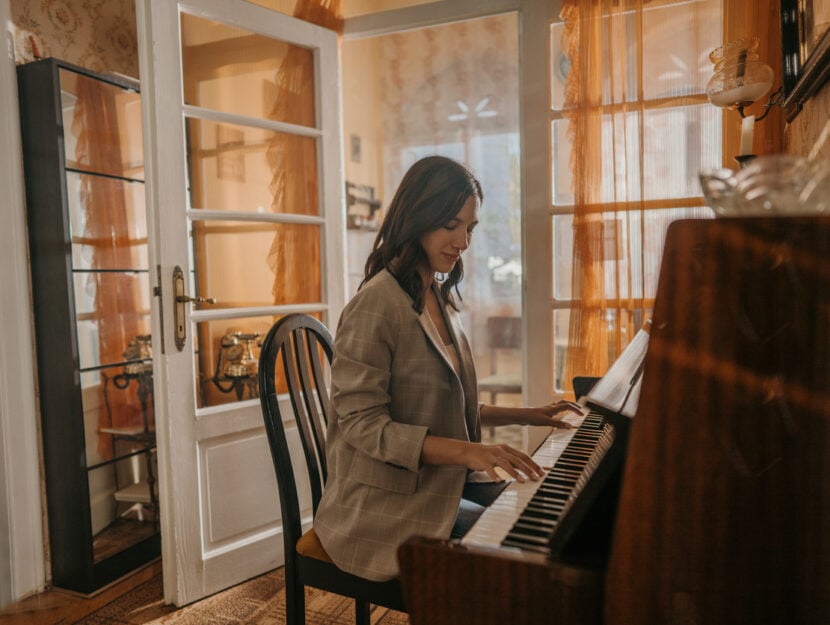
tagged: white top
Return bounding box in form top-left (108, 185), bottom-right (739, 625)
top-left (422, 308), bottom-right (461, 375)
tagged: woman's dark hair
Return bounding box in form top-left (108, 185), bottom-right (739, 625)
top-left (362, 156), bottom-right (483, 312)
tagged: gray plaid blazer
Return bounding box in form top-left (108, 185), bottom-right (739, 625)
top-left (314, 269), bottom-right (480, 581)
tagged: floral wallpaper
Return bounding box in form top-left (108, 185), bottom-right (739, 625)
top-left (10, 0), bottom-right (138, 78)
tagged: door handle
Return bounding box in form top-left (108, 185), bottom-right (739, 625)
top-left (176, 294), bottom-right (217, 304)
top-left (172, 265), bottom-right (216, 351)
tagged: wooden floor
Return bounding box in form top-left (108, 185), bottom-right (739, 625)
top-left (0, 559), bottom-right (162, 625)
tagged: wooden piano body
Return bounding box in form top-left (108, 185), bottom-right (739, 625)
top-left (398, 217), bottom-right (830, 624)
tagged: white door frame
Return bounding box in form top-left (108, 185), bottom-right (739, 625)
top-left (0, 0), bottom-right (47, 605)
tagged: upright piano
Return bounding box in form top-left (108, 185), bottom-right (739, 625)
top-left (397, 217), bottom-right (830, 625)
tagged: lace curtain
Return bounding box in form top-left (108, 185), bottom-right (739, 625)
top-left (267, 0), bottom-right (342, 305)
top-left (560, 0), bottom-right (728, 383)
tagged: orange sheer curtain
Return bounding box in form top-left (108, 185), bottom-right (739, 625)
top-left (561, 0), bottom-right (616, 382)
top-left (560, 0), bottom-right (722, 384)
top-left (267, 0), bottom-right (342, 304)
top-left (72, 77), bottom-right (150, 458)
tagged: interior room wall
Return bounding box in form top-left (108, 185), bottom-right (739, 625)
top-left (342, 37), bottom-right (383, 197)
top-left (342, 37), bottom-right (384, 295)
top-left (785, 82), bottom-right (830, 160)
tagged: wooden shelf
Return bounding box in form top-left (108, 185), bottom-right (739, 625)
top-left (114, 482), bottom-right (153, 504)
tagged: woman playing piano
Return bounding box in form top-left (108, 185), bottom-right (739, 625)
top-left (313, 155), bottom-right (581, 582)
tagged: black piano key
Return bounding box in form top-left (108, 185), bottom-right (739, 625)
top-left (529, 505), bottom-right (565, 517)
top-left (501, 538), bottom-right (550, 554)
top-left (505, 529), bottom-right (552, 544)
top-left (513, 518), bottom-right (557, 532)
top-left (532, 493), bottom-right (569, 505)
top-left (509, 527), bottom-right (553, 540)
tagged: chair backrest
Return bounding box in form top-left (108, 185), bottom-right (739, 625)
top-left (486, 316), bottom-right (522, 349)
top-left (486, 316), bottom-right (521, 373)
top-left (258, 314), bottom-right (334, 553)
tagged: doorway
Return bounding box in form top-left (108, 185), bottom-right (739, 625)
top-left (341, 12), bottom-right (524, 445)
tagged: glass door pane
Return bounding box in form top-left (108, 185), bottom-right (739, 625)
top-left (180, 12), bottom-right (324, 410)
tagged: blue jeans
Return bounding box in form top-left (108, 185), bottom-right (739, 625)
top-left (450, 498), bottom-right (486, 539)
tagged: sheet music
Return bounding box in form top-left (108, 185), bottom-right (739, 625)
top-left (585, 326), bottom-right (650, 418)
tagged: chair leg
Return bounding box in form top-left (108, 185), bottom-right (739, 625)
top-left (285, 571), bottom-right (306, 625)
top-left (355, 599), bottom-right (371, 625)
top-left (488, 391), bottom-right (498, 438)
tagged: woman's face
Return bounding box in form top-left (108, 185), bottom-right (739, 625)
top-left (418, 194), bottom-right (480, 277)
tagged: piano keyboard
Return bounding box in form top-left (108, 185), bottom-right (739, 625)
top-left (461, 409), bottom-right (614, 555)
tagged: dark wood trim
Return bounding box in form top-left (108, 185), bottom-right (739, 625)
top-left (780, 0), bottom-right (830, 121)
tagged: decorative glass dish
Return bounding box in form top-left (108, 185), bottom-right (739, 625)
top-left (699, 155), bottom-right (830, 217)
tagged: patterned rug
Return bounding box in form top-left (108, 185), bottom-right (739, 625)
top-left (74, 568), bottom-right (410, 625)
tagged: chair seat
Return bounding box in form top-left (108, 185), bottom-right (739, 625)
top-left (297, 537), bottom-right (407, 614)
top-left (296, 528), bottom-right (404, 611)
top-left (478, 373), bottom-right (521, 392)
top-left (296, 527), bottom-right (334, 563)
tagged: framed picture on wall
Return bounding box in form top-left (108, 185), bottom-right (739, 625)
top-left (781, 0), bottom-right (830, 120)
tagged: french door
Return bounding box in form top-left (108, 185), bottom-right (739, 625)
top-left (138, 0), bottom-right (344, 605)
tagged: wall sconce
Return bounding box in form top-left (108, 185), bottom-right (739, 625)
top-left (706, 37), bottom-right (782, 165)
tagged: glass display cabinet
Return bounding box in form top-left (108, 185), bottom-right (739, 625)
top-left (17, 58), bottom-right (160, 593)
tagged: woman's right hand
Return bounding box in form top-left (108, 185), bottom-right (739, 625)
top-left (461, 442), bottom-right (543, 483)
top-left (422, 435), bottom-right (544, 483)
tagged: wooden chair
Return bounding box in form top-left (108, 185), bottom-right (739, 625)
top-left (477, 316), bottom-right (523, 404)
top-left (258, 313), bottom-right (406, 625)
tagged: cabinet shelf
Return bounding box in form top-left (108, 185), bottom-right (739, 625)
top-left (65, 165), bottom-right (145, 184)
top-left (99, 425), bottom-right (156, 438)
top-left (114, 481), bottom-right (155, 505)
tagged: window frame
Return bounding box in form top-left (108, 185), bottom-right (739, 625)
top-left (546, 6), bottom-right (719, 396)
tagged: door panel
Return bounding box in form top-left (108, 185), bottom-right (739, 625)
top-left (139, 0), bottom-right (343, 605)
top-left (200, 432), bottom-right (280, 544)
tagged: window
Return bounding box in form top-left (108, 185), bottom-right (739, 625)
top-left (549, 0), bottom-right (723, 393)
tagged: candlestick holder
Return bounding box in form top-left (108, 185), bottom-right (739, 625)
top-left (734, 154), bottom-right (757, 169)
top-left (706, 37), bottom-right (783, 160)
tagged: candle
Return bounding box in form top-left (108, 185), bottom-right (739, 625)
top-left (740, 115), bottom-right (755, 156)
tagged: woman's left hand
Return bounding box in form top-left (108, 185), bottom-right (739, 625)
top-left (524, 400), bottom-right (584, 429)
